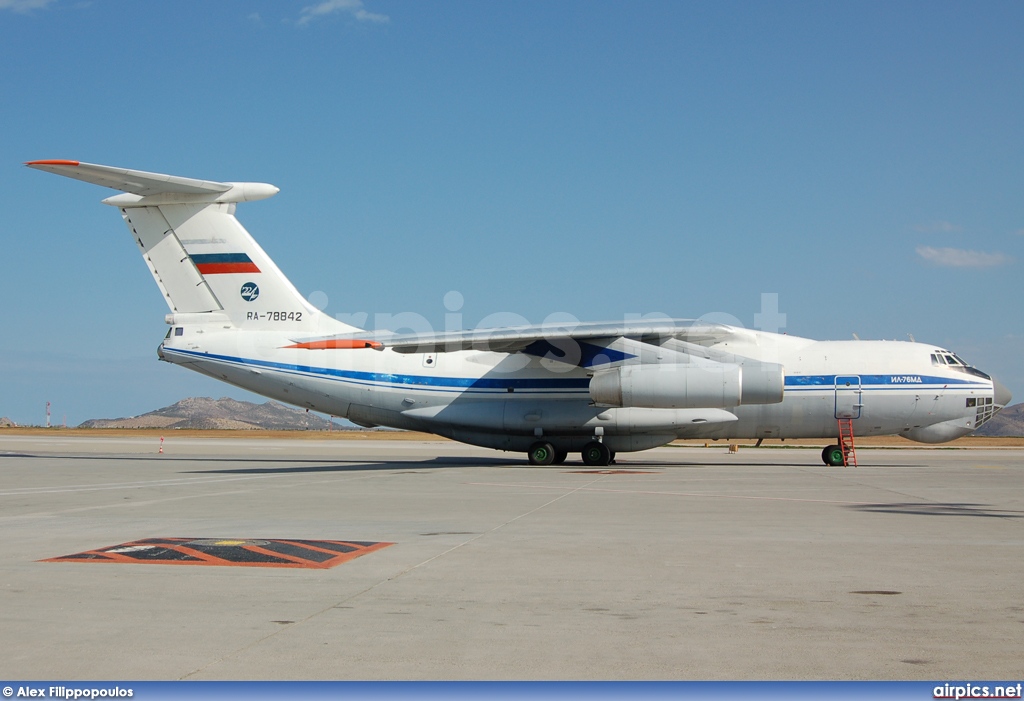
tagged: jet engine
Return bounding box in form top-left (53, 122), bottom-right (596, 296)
top-left (589, 362), bottom-right (784, 409)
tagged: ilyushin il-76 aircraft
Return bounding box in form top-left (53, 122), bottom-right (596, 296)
top-left (28, 160), bottom-right (1012, 467)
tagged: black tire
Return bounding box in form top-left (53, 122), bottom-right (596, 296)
top-left (528, 441), bottom-right (556, 466)
top-left (552, 449), bottom-right (568, 465)
top-left (581, 441), bottom-right (612, 467)
top-left (822, 444), bottom-right (845, 466)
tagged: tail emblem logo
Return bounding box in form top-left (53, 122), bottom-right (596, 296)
top-left (240, 283), bottom-right (260, 302)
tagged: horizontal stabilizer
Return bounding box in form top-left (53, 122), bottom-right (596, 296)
top-left (26, 160), bottom-right (233, 197)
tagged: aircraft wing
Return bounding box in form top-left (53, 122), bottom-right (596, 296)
top-left (382, 319), bottom-right (697, 354)
top-left (294, 319), bottom-right (750, 354)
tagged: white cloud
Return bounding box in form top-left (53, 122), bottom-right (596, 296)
top-left (914, 220), bottom-right (962, 234)
top-left (0, 0), bottom-right (56, 11)
top-left (297, 0), bottom-right (389, 26)
top-left (915, 246), bottom-right (1013, 268)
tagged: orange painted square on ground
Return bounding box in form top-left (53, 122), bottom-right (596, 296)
top-left (42, 537), bottom-right (393, 569)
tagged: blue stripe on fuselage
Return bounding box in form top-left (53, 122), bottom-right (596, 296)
top-left (163, 347), bottom-right (592, 392)
top-left (784, 374), bottom-right (986, 388)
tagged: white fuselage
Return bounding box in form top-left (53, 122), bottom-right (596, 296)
top-left (158, 324), bottom-right (997, 453)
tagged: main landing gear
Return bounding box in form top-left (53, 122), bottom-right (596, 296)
top-left (527, 442), bottom-right (569, 465)
top-left (527, 441), bottom-right (558, 466)
top-left (581, 441), bottom-right (613, 467)
top-left (526, 441), bottom-right (614, 466)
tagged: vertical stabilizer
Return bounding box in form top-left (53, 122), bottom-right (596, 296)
top-left (27, 160), bottom-right (359, 334)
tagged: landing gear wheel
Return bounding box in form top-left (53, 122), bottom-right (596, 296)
top-left (822, 444), bottom-right (845, 466)
top-left (552, 449), bottom-right (568, 465)
top-left (581, 441), bottom-right (612, 467)
top-left (609, 450), bottom-right (616, 465)
top-left (528, 441), bottom-right (556, 466)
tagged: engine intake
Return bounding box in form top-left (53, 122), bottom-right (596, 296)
top-left (589, 363), bottom-right (784, 409)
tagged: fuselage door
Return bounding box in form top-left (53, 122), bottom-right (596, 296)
top-left (835, 375), bottom-right (863, 419)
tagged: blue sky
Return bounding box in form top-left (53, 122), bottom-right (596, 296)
top-left (1, 0), bottom-right (1022, 425)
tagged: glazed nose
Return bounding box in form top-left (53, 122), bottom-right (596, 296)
top-left (992, 377), bottom-right (1012, 407)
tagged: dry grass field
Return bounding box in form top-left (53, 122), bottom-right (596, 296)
top-left (0, 426), bottom-right (449, 440)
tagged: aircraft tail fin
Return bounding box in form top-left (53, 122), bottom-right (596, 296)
top-left (27, 160), bottom-right (359, 334)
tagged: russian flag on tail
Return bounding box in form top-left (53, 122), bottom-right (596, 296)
top-left (191, 253), bottom-right (261, 274)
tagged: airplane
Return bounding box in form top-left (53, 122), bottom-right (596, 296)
top-left (27, 160), bottom-right (1012, 467)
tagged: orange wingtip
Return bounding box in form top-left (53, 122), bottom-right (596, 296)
top-left (25, 159), bottom-right (81, 166)
top-left (284, 339), bottom-right (383, 350)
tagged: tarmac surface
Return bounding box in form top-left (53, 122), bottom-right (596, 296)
top-left (0, 435), bottom-right (1022, 680)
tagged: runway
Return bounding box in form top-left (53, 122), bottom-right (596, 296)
top-left (0, 435), bottom-right (1022, 680)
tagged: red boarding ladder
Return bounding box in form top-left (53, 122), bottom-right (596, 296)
top-left (837, 418), bottom-right (858, 467)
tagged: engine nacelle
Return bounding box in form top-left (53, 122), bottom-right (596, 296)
top-left (589, 362), bottom-right (784, 409)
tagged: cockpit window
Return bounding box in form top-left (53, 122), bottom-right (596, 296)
top-left (164, 328), bottom-right (172, 339)
top-left (937, 351), bottom-right (991, 380)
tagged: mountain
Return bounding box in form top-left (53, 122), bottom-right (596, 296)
top-left (973, 403), bottom-right (1024, 437)
top-left (78, 397), bottom-right (340, 430)
top-left (0, 417), bottom-right (16, 427)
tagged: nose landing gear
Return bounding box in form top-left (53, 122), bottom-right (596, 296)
top-left (821, 444), bottom-right (846, 467)
top-left (822, 419), bottom-right (858, 466)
